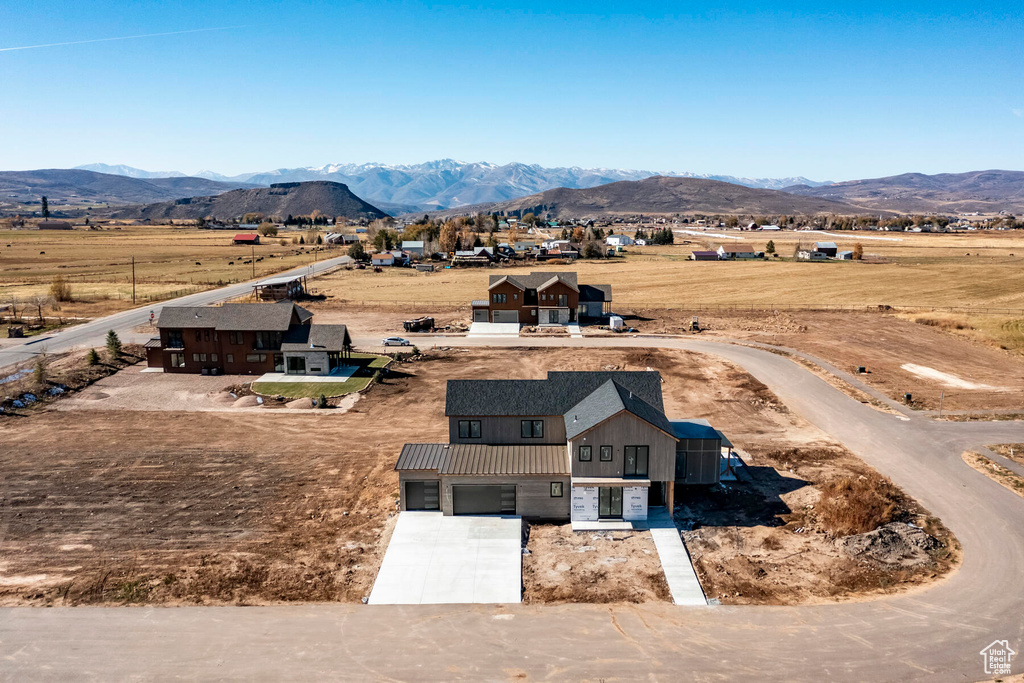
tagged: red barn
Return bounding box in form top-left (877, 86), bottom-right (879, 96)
top-left (232, 233), bottom-right (260, 245)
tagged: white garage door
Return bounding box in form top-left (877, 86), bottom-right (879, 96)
top-left (492, 310), bottom-right (519, 324)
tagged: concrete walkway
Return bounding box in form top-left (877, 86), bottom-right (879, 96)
top-left (369, 512), bottom-right (522, 605)
top-left (647, 509), bottom-right (707, 606)
top-left (567, 323), bottom-right (583, 338)
top-left (467, 322), bottom-right (520, 337)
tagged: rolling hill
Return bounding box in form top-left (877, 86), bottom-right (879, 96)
top-left (426, 176), bottom-right (870, 219)
top-left (783, 170), bottom-right (1024, 214)
top-left (111, 181), bottom-right (388, 221)
top-left (0, 169), bottom-right (256, 207)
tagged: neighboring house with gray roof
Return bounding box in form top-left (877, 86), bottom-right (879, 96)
top-left (396, 371), bottom-right (723, 522)
top-left (471, 271), bottom-right (612, 325)
top-left (148, 301), bottom-right (351, 376)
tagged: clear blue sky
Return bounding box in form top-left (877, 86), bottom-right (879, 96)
top-left (1, 0), bottom-right (1021, 181)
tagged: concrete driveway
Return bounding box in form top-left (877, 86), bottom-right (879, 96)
top-left (368, 512), bottom-right (522, 605)
top-left (466, 322), bottom-right (520, 337)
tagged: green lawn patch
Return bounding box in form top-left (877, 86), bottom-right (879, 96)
top-left (251, 352), bottom-right (391, 398)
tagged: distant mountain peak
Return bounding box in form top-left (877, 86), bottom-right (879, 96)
top-left (75, 160), bottom-right (831, 211)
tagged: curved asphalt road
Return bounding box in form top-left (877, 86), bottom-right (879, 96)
top-left (2, 333), bottom-right (1023, 681)
top-left (0, 255), bottom-right (351, 372)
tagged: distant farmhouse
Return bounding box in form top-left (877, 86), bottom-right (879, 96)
top-left (471, 272), bottom-right (611, 325)
top-left (147, 302), bottom-right (351, 376)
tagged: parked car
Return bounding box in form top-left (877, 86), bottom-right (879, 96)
top-left (382, 336), bottom-right (411, 346)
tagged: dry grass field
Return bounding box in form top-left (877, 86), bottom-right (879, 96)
top-left (0, 225), bottom-right (334, 318)
top-left (316, 229), bottom-right (1024, 310)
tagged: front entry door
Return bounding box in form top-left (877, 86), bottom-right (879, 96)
top-left (599, 487), bottom-right (623, 518)
top-left (546, 309), bottom-right (559, 324)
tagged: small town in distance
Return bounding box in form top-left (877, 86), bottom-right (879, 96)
top-left (1, 1), bottom-right (1023, 680)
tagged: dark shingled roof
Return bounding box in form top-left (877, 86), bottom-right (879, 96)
top-left (446, 370), bottom-right (664, 417)
top-left (564, 379), bottom-right (675, 439)
top-left (280, 324), bottom-right (351, 352)
top-left (578, 284), bottom-right (612, 302)
top-left (395, 443), bottom-right (569, 475)
top-left (488, 271), bottom-right (579, 292)
top-left (156, 302), bottom-right (312, 331)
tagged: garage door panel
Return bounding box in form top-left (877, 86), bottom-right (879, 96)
top-left (453, 485), bottom-right (516, 515)
top-left (406, 481), bottom-right (440, 510)
top-left (492, 310), bottom-right (519, 324)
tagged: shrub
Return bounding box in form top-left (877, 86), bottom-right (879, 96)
top-left (33, 358), bottom-right (47, 387)
top-left (816, 473), bottom-right (906, 536)
top-left (317, 393), bottom-right (328, 409)
top-left (87, 348), bottom-right (100, 366)
top-left (257, 222), bottom-right (278, 237)
top-left (50, 275), bottom-right (73, 302)
top-left (371, 370), bottom-right (382, 385)
top-left (411, 345), bottom-right (420, 356)
top-left (105, 329), bottom-right (122, 358)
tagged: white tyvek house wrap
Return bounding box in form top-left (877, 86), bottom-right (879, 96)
top-left (571, 486), bottom-right (599, 521)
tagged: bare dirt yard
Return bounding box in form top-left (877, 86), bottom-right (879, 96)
top-left (618, 309), bottom-right (1024, 412)
top-left (0, 347), bottom-right (956, 606)
top-left (522, 525), bottom-right (669, 603)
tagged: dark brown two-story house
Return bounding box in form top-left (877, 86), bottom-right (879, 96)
top-left (471, 272), bottom-right (612, 326)
top-left (395, 371), bottom-right (724, 524)
top-left (147, 301), bottom-right (351, 376)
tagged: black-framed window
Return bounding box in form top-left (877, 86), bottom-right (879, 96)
top-left (521, 420), bottom-right (543, 438)
top-left (578, 445), bottom-right (592, 461)
top-left (230, 331), bottom-right (243, 345)
top-left (458, 420), bottom-right (481, 439)
top-left (624, 445), bottom-right (649, 477)
top-left (492, 293), bottom-right (506, 303)
top-left (600, 445), bottom-right (613, 461)
top-left (166, 330), bottom-right (184, 348)
top-left (550, 482), bottom-right (563, 497)
top-left (195, 330), bottom-right (202, 342)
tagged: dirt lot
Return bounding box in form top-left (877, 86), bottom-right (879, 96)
top-left (0, 347), bottom-right (955, 606)
top-left (522, 525), bottom-right (669, 603)
top-left (618, 309), bottom-right (1024, 411)
top-left (681, 444), bottom-right (957, 605)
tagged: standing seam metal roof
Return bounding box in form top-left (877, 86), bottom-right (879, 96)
top-left (395, 443), bottom-right (569, 475)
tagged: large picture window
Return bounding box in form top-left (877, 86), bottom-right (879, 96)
top-left (624, 445), bottom-right (649, 477)
top-left (458, 420), bottom-right (481, 438)
top-left (492, 293), bottom-right (506, 304)
top-left (521, 420), bottom-right (544, 438)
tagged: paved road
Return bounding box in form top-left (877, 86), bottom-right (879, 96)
top-left (0, 255), bottom-right (351, 372)
top-left (2, 335), bottom-right (1023, 681)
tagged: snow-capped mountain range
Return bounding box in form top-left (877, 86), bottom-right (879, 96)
top-left (76, 160), bottom-right (830, 211)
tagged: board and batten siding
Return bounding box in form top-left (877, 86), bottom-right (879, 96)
top-left (567, 411), bottom-right (676, 481)
top-left (677, 437), bottom-right (721, 485)
top-left (439, 475), bottom-right (570, 519)
top-left (448, 415), bottom-right (566, 445)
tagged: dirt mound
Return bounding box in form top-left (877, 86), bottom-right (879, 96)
top-left (211, 392), bottom-right (237, 405)
top-left (232, 395), bottom-right (260, 408)
top-left (839, 522), bottom-right (939, 566)
top-left (286, 397), bottom-right (315, 410)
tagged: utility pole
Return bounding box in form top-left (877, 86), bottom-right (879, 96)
top-left (132, 256), bottom-right (136, 304)
top-left (938, 391), bottom-right (944, 419)
top-left (251, 244), bottom-right (255, 279)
